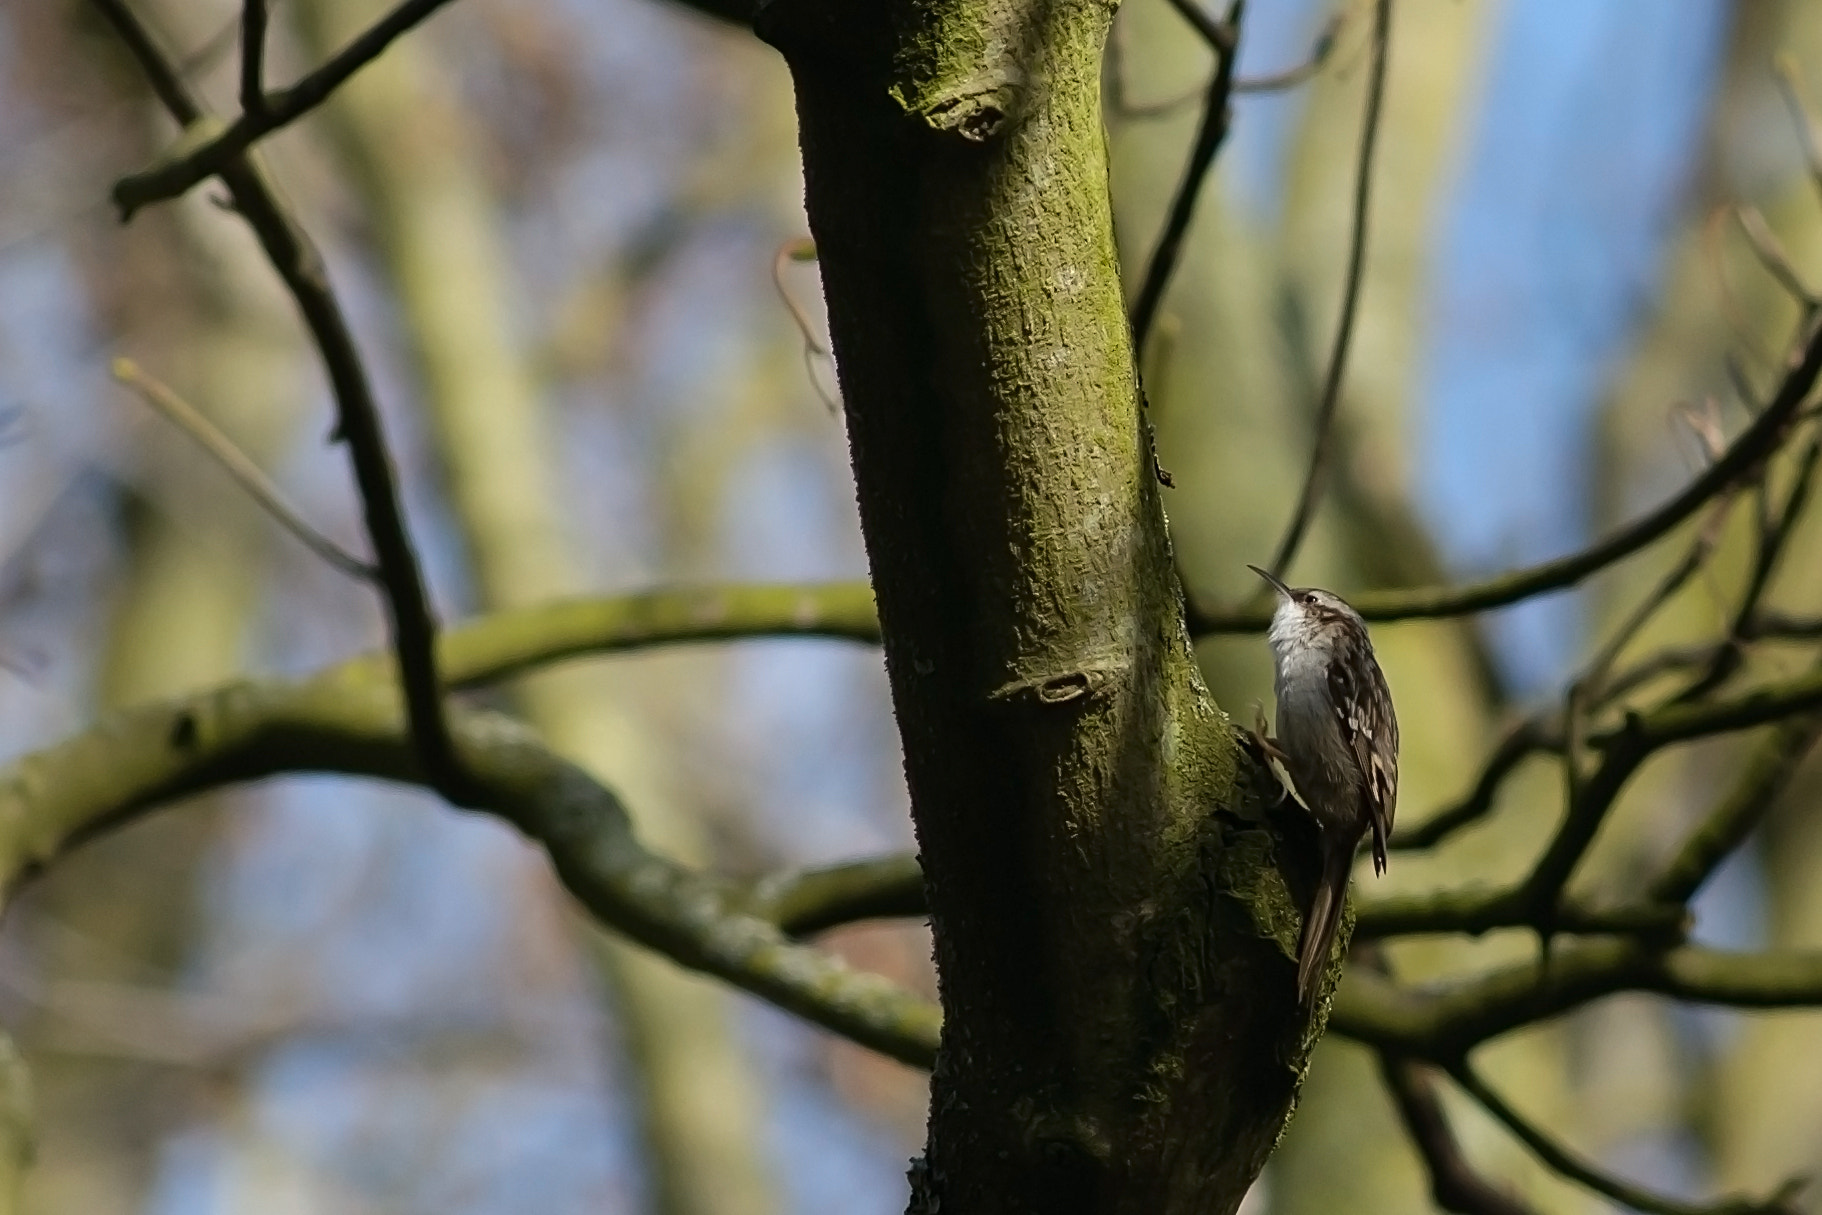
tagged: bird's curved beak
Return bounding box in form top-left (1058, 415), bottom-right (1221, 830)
top-left (1247, 564), bottom-right (1292, 600)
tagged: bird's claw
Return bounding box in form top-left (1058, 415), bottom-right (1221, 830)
top-left (1248, 702), bottom-right (1308, 811)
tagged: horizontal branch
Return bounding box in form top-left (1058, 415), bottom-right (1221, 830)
top-left (1330, 938), bottom-right (1822, 1058)
top-left (1626, 664), bottom-right (1822, 748)
top-left (1354, 888), bottom-right (1683, 941)
top-left (2, 585), bottom-right (1816, 1074)
top-left (745, 854), bottom-right (925, 937)
top-left (432, 581), bottom-right (881, 688)
top-left (731, 848), bottom-right (1694, 945)
top-left (0, 665), bottom-right (938, 1068)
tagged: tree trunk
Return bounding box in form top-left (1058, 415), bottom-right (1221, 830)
top-left (762, 1), bottom-right (1326, 1209)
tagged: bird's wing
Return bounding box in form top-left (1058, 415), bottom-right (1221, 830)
top-left (1328, 635), bottom-right (1398, 874)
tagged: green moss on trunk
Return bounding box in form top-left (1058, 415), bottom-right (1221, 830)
top-left (763, 0), bottom-right (1333, 1209)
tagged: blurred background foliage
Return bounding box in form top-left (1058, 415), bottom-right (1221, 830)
top-left (0, 0), bottom-right (1818, 1211)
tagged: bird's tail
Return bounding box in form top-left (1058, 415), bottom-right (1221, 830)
top-left (1297, 839), bottom-right (1355, 1005)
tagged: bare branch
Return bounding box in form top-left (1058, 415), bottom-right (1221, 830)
top-left (92, 0), bottom-right (475, 805)
top-left (436, 582), bottom-right (881, 689)
top-left (1111, 6), bottom-right (1343, 121)
top-left (1232, 8), bottom-right (1343, 94)
top-left (1648, 715), bottom-right (1822, 904)
top-left (1601, 641), bottom-right (1733, 703)
top-left (1267, 0), bottom-right (1393, 578)
top-left (1353, 888), bottom-right (1682, 942)
top-left (0, 670), bottom-right (940, 1068)
top-left (1128, 0), bottom-right (1243, 354)
top-left (1733, 204), bottom-right (1819, 308)
top-left (1578, 494), bottom-right (1735, 707)
top-left (1193, 314), bottom-right (1822, 632)
top-left (772, 237), bottom-right (840, 412)
top-left (1331, 938), bottom-right (1822, 1059)
top-left (1448, 1061), bottom-right (1803, 1215)
top-left (1516, 724), bottom-right (1654, 926)
top-left (239, 0), bottom-right (269, 117)
top-left (1753, 611), bottom-right (1822, 638)
top-left (1626, 661), bottom-right (1822, 749)
top-left (1773, 53), bottom-right (1822, 205)
top-left (746, 855), bottom-right (926, 937)
top-left (1674, 423), bottom-right (1822, 702)
top-left (111, 0), bottom-right (464, 220)
top-left (730, 848), bottom-right (1694, 946)
top-left (1159, 0), bottom-right (1231, 51)
top-left (1379, 1055), bottom-right (1540, 1215)
top-left (1392, 716), bottom-right (1556, 851)
top-left (110, 357), bottom-right (376, 582)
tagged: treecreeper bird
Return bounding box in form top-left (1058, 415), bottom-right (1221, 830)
top-left (1248, 565), bottom-right (1400, 1004)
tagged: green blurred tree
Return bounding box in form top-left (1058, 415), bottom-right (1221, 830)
top-left (5, 0), bottom-right (1822, 1213)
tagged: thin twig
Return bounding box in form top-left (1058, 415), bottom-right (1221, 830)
top-left (1391, 715), bottom-right (1557, 852)
top-left (1733, 205), bottom-right (1819, 308)
top-left (1449, 1061), bottom-right (1804, 1215)
top-left (1553, 439), bottom-right (1734, 866)
top-left (1648, 715), bottom-right (1822, 904)
top-left (1773, 53), bottom-right (1822, 206)
top-left (1191, 313), bottom-right (1822, 632)
top-left (1161, 0), bottom-right (1229, 50)
top-left (110, 358), bottom-right (376, 581)
top-left (112, 0), bottom-right (463, 220)
top-left (1705, 206), bottom-right (1779, 374)
top-left (1675, 423), bottom-right (1822, 702)
top-left (1625, 660), bottom-right (1822, 749)
top-left (92, 0), bottom-right (476, 806)
top-left (1752, 610), bottom-right (1822, 638)
top-left (1266, 0), bottom-right (1391, 578)
top-left (1723, 351), bottom-right (1765, 415)
top-left (1128, 0), bottom-right (1243, 355)
top-left (1517, 723), bottom-right (1652, 927)
top-left (239, 0), bottom-right (269, 117)
top-left (97, 0), bottom-right (201, 122)
top-left (772, 237), bottom-right (839, 413)
top-left (1113, 82), bottom-right (1207, 122)
top-left (1580, 492), bottom-right (1736, 708)
top-left (1379, 1056), bottom-right (1539, 1215)
top-left (1233, 9), bottom-right (1344, 93)
top-left (1521, 654), bottom-right (1822, 933)
top-left (1113, 7), bottom-right (1343, 121)
top-left (1600, 642), bottom-right (1730, 702)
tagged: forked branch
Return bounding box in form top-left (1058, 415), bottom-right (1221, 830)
top-left (94, 0), bottom-right (475, 804)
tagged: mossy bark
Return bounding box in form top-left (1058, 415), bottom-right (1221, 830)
top-left (763, 0), bottom-right (1328, 1209)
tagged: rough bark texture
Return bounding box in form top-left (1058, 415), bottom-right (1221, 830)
top-left (762, 0), bottom-right (1330, 1210)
